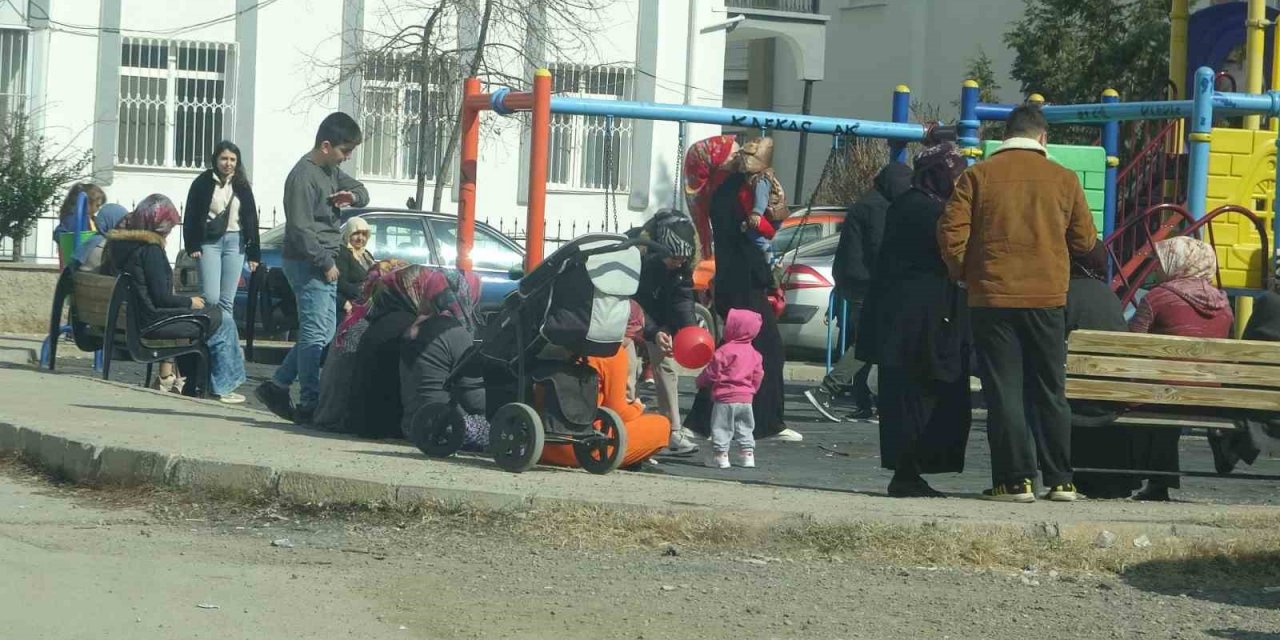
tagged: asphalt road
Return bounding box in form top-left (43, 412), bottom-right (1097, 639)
top-left (52, 348), bottom-right (1280, 506)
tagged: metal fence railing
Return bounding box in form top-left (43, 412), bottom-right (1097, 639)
top-left (358, 51), bottom-right (458, 183)
top-left (0, 27), bottom-right (28, 137)
top-left (726, 0), bottom-right (821, 13)
top-left (118, 36), bottom-right (236, 170)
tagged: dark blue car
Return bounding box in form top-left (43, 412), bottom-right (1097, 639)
top-left (176, 208), bottom-right (524, 339)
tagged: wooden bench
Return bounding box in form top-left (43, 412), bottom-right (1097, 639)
top-left (45, 267), bottom-right (213, 396)
top-left (1065, 329), bottom-right (1280, 471)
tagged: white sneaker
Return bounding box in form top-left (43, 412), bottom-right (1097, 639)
top-left (731, 449), bottom-right (756, 468)
top-left (767, 428), bottom-right (803, 442)
top-left (663, 432), bottom-right (699, 456)
top-left (704, 450), bottom-right (729, 469)
top-left (216, 392), bottom-right (246, 405)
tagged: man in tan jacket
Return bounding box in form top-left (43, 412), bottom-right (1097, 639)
top-left (938, 105), bottom-right (1098, 503)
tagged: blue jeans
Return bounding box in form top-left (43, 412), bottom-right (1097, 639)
top-left (748, 231), bottom-right (773, 265)
top-left (199, 233), bottom-right (247, 396)
top-left (272, 258), bottom-right (337, 410)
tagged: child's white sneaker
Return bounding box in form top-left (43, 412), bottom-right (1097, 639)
top-left (704, 450), bottom-right (729, 469)
top-left (731, 449), bottom-right (756, 468)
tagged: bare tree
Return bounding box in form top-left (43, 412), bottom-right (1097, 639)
top-left (310, 0), bottom-right (618, 212)
top-left (810, 102), bottom-right (944, 207)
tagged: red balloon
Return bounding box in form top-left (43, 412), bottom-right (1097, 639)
top-left (673, 326), bottom-right (715, 369)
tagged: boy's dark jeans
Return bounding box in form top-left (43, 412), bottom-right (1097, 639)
top-left (971, 306), bottom-right (1073, 488)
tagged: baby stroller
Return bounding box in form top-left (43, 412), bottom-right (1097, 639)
top-left (415, 234), bottom-right (645, 474)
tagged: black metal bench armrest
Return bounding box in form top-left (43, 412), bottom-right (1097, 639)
top-left (141, 314), bottom-right (212, 340)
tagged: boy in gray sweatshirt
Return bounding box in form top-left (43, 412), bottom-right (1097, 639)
top-left (257, 112), bottom-right (369, 424)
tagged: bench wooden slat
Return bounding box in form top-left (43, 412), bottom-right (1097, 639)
top-left (1067, 378), bottom-right (1280, 412)
top-left (1068, 329), bottom-right (1280, 365)
top-left (70, 271), bottom-right (126, 327)
top-left (1067, 353), bottom-right (1280, 389)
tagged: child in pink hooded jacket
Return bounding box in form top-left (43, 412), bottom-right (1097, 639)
top-left (695, 308), bottom-right (764, 468)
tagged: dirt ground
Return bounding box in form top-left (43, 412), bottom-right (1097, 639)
top-left (3, 458), bottom-right (1280, 640)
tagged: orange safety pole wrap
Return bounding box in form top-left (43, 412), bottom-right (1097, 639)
top-left (525, 68), bottom-right (551, 271)
top-left (503, 92), bottom-right (536, 112)
top-left (458, 77), bottom-right (481, 272)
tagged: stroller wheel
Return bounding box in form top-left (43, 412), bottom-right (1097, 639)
top-left (490, 403), bottom-right (545, 473)
top-left (574, 408), bottom-right (629, 475)
top-left (409, 404), bottom-right (465, 458)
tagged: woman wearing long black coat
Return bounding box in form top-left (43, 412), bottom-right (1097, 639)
top-left (858, 144), bottom-right (971, 498)
top-left (686, 170), bottom-right (789, 440)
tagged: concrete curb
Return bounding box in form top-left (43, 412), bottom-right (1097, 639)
top-left (0, 421), bottom-right (660, 514)
top-left (0, 346), bottom-right (35, 366)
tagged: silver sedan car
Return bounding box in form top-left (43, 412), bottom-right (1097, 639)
top-left (775, 234), bottom-right (854, 358)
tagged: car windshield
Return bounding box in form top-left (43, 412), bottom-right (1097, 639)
top-left (793, 234), bottom-right (839, 259)
top-left (260, 225), bottom-right (285, 247)
top-left (772, 223), bottom-right (825, 254)
top-left (254, 212), bottom-right (524, 272)
top-left (428, 219), bottom-right (524, 272)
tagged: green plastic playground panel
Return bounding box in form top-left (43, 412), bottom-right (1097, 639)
top-left (979, 141), bottom-right (1107, 234)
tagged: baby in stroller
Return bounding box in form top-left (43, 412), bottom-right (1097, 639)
top-left (411, 233), bottom-right (650, 474)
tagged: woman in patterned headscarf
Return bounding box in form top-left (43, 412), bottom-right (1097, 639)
top-left (399, 267), bottom-right (488, 453)
top-left (683, 134), bottom-right (739, 258)
top-left (314, 263), bottom-right (481, 439)
top-left (1127, 236), bottom-right (1232, 501)
top-left (858, 143), bottom-right (972, 498)
top-left (100, 195), bottom-right (239, 399)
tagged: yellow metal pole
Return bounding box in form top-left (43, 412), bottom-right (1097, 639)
top-left (1235, 296), bottom-right (1255, 339)
top-left (1237, 0), bottom-right (1268, 333)
top-left (1169, 0), bottom-right (1190, 154)
top-left (1245, 0), bottom-right (1267, 130)
top-left (1273, 14), bottom-right (1280, 132)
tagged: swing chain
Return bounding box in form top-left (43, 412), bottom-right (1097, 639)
top-left (673, 122), bottom-right (687, 213)
top-left (782, 134), bottom-right (849, 276)
top-left (603, 115), bottom-right (619, 233)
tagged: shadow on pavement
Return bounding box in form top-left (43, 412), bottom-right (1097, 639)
top-left (71, 403), bottom-right (376, 444)
top-left (1207, 630), bottom-right (1280, 639)
top-left (1122, 551), bottom-right (1280, 611)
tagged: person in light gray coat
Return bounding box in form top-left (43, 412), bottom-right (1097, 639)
top-left (255, 112), bottom-right (369, 425)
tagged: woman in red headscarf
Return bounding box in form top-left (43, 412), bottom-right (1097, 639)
top-left (682, 134), bottom-right (739, 259)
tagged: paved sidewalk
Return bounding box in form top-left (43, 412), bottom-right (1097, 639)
top-left (2, 366), bottom-right (1277, 534)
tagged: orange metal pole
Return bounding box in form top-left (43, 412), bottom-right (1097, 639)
top-left (458, 77), bottom-right (481, 272)
top-left (524, 68), bottom-right (551, 271)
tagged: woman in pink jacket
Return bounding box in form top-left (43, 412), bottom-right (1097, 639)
top-left (695, 308), bottom-right (764, 469)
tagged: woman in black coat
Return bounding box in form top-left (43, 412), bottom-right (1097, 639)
top-left (182, 140), bottom-right (261, 308)
top-left (1055, 248), bottom-right (1141, 498)
top-left (685, 165), bottom-right (790, 441)
top-left (103, 194), bottom-right (225, 398)
top-left (182, 140), bottom-right (258, 401)
top-left (858, 144), bottom-right (971, 498)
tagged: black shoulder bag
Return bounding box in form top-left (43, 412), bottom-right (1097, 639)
top-left (204, 190), bottom-right (233, 241)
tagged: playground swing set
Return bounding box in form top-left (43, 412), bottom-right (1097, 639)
top-left (450, 0), bottom-right (1280, 475)
top-left (455, 0), bottom-right (1280, 329)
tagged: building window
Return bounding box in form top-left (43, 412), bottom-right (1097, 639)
top-left (0, 28), bottom-right (28, 134)
top-left (547, 63), bottom-right (634, 192)
top-left (117, 37), bottom-right (236, 169)
top-left (359, 52), bottom-right (457, 183)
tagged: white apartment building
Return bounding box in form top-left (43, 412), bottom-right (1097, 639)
top-left (1, 0), bottom-right (1029, 263)
top-left (0, 0), bottom-right (728, 262)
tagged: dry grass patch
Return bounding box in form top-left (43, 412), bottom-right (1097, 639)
top-left (7, 451), bottom-right (1280, 584)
